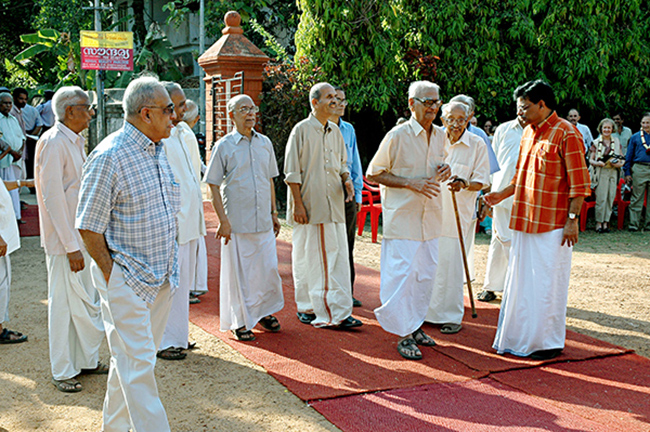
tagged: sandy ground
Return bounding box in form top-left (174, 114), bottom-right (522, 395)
top-left (1, 195), bottom-right (648, 431)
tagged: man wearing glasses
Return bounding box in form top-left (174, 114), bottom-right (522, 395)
top-left (284, 82), bottom-right (362, 329)
top-left (205, 94), bottom-right (284, 341)
top-left (76, 76), bottom-right (180, 432)
top-left (485, 80), bottom-right (590, 361)
top-left (329, 86), bottom-right (364, 308)
top-left (366, 81), bottom-right (451, 360)
top-left (0, 92), bottom-right (25, 223)
top-left (34, 86), bottom-right (106, 393)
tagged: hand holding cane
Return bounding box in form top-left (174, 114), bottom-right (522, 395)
top-left (450, 187), bottom-right (478, 318)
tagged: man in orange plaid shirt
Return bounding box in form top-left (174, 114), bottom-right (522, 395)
top-left (484, 80), bottom-right (590, 361)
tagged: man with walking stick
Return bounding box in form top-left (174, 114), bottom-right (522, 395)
top-left (484, 80), bottom-right (590, 360)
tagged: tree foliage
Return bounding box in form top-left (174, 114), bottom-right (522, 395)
top-left (295, 0), bottom-right (650, 127)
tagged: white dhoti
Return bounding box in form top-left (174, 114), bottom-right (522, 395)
top-left (0, 255), bottom-right (10, 323)
top-left (46, 251), bottom-right (104, 380)
top-left (493, 228), bottom-right (572, 356)
top-left (483, 206), bottom-right (513, 293)
top-left (190, 236), bottom-right (208, 295)
top-left (219, 230), bottom-right (284, 331)
top-left (92, 261), bottom-right (172, 432)
top-left (375, 238), bottom-right (438, 337)
top-left (426, 236), bottom-right (464, 325)
top-left (160, 237), bottom-right (207, 349)
top-left (0, 166), bottom-right (20, 220)
top-left (292, 223), bottom-right (352, 327)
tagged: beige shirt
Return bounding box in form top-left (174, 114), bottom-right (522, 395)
top-left (284, 114), bottom-right (349, 225)
top-left (163, 124), bottom-right (206, 245)
top-left (34, 122), bottom-right (86, 255)
top-left (366, 117), bottom-right (447, 241)
top-left (0, 181), bottom-right (20, 255)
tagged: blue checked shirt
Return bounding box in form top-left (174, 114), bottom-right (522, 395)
top-left (76, 122), bottom-right (181, 303)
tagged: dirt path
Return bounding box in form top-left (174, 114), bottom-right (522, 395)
top-left (1, 211), bottom-right (648, 431)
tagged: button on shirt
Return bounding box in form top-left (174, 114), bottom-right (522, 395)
top-left (75, 122), bottom-right (181, 304)
top-left (366, 117), bottom-right (447, 241)
top-left (35, 122), bottom-right (87, 255)
top-left (205, 129), bottom-right (279, 233)
top-left (510, 112), bottom-right (591, 234)
top-left (338, 119), bottom-right (363, 203)
top-left (0, 113), bottom-right (25, 170)
top-left (623, 130), bottom-right (650, 176)
top-left (284, 114), bottom-right (349, 225)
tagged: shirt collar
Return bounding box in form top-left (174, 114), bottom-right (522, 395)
top-left (56, 121), bottom-right (85, 147)
top-left (124, 121), bottom-right (159, 155)
top-left (308, 113), bottom-right (332, 133)
top-left (232, 128), bottom-right (257, 144)
top-left (531, 111), bottom-right (558, 134)
top-left (450, 129), bottom-right (471, 147)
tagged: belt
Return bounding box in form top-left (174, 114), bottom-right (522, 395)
top-left (634, 161), bottom-right (650, 166)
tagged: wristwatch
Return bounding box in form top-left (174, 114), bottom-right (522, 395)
top-left (568, 213), bottom-right (577, 220)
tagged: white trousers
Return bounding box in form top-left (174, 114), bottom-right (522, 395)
top-left (493, 229), bottom-right (572, 356)
top-left (426, 237), bottom-right (464, 325)
top-left (0, 255), bottom-right (10, 323)
top-left (375, 238), bottom-right (439, 337)
top-left (92, 261), bottom-right (172, 432)
top-left (292, 223), bottom-right (352, 327)
top-left (159, 238), bottom-right (207, 349)
top-left (220, 230), bottom-right (284, 331)
top-left (0, 166), bottom-right (20, 220)
top-left (483, 206), bottom-right (513, 293)
top-left (47, 252), bottom-right (104, 380)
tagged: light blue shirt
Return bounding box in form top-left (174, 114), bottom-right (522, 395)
top-left (468, 123), bottom-right (500, 175)
top-left (76, 121), bottom-right (181, 304)
top-left (338, 119), bottom-right (363, 203)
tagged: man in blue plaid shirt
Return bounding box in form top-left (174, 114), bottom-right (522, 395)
top-left (76, 76), bottom-right (180, 432)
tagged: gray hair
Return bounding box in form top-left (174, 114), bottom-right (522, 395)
top-left (123, 76), bottom-right (164, 117)
top-left (0, 93), bottom-right (12, 102)
top-left (408, 81), bottom-right (441, 99)
top-left (449, 94), bottom-right (475, 113)
top-left (161, 81), bottom-right (183, 97)
top-left (52, 86), bottom-right (88, 122)
top-left (183, 99), bottom-right (199, 121)
top-left (309, 82), bottom-right (331, 103)
top-left (441, 101), bottom-right (470, 119)
top-left (226, 94), bottom-right (254, 113)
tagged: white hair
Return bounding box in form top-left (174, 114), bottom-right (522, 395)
top-left (226, 94), bottom-right (253, 113)
top-left (448, 94), bottom-right (475, 113)
top-left (183, 99), bottom-right (199, 121)
top-left (123, 76), bottom-right (164, 117)
top-left (162, 81), bottom-right (183, 97)
top-left (441, 101), bottom-right (470, 119)
top-left (52, 86), bottom-right (89, 121)
top-left (408, 81), bottom-right (441, 99)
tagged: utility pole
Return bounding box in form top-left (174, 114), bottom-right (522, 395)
top-left (199, 0), bottom-right (206, 135)
top-left (94, 0), bottom-right (105, 145)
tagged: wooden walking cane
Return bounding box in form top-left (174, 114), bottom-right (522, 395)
top-left (450, 189), bottom-right (478, 318)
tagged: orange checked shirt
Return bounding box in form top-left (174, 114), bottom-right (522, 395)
top-left (510, 111), bottom-right (591, 234)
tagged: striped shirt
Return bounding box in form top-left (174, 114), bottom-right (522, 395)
top-left (76, 121), bottom-right (181, 303)
top-left (510, 111), bottom-right (590, 234)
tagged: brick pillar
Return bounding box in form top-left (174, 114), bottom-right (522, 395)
top-left (197, 11), bottom-right (269, 160)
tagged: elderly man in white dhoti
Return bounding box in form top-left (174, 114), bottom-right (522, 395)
top-left (425, 101), bottom-right (490, 334)
top-left (205, 94), bottom-right (284, 341)
top-left (477, 116), bottom-right (524, 303)
top-left (34, 87), bottom-right (107, 393)
top-left (284, 82), bottom-right (362, 329)
top-left (366, 81), bottom-right (451, 360)
top-left (157, 82), bottom-right (208, 359)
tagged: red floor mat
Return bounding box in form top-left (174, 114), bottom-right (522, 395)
top-left (191, 203), bottom-right (631, 401)
top-left (491, 353), bottom-right (650, 432)
top-left (311, 377), bottom-right (614, 432)
top-left (18, 204), bottom-right (39, 237)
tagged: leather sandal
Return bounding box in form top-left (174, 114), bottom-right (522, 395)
top-left (156, 347), bottom-right (187, 360)
top-left (397, 338), bottom-right (422, 360)
top-left (232, 327), bottom-right (256, 341)
top-left (259, 315), bottom-right (281, 332)
top-left (412, 328), bottom-right (436, 346)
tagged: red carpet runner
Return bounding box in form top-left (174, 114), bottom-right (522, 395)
top-left (18, 204), bottom-right (39, 237)
top-left (190, 203), bottom-right (648, 431)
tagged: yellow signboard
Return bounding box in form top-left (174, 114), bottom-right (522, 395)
top-left (80, 31), bottom-right (134, 71)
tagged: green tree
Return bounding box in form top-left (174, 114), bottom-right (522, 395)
top-left (0, 0), bottom-right (38, 86)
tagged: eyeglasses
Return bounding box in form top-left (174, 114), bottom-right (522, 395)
top-left (336, 97), bottom-right (348, 106)
top-left (445, 117), bottom-right (468, 125)
top-left (139, 103), bottom-right (175, 116)
top-left (70, 104), bottom-right (96, 112)
top-left (237, 105), bottom-right (259, 114)
top-left (414, 97), bottom-right (442, 108)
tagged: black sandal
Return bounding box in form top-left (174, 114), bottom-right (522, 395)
top-left (232, 327), bottom-right (256, 341)
top-left (0, 328), bottom-right (28, 344)
top-left (156, 347), bottom-right (187, 360)
top-left (412, 328), bottom-right (436, 346)
top-left (259, 315), bottom-right (281, 332)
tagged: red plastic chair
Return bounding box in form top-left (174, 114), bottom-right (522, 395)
top-left (614, 178), bottom-right (629, 230)
top-left (580, 190), bottom-right (596, 232)
top-left (357, 180), bottom-right (382, 243)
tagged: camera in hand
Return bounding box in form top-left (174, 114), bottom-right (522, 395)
top-left (598, 153), bottom-right (625, 164)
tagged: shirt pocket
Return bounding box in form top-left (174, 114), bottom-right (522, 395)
top-left (536, 141), bottom-right (563, 177)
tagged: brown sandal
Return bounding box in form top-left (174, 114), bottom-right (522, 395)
top-left (232, 327), bottom-right (256, 341)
